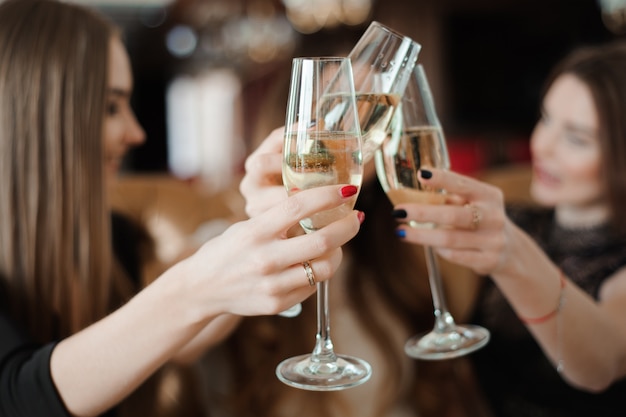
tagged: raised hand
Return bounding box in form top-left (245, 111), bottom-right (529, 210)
top-left (185, 183), bottom-right (363, 317)
top-left (393, 168), bottom-right (511, 276)
top-left (239, 127), bottom-right (287, 218)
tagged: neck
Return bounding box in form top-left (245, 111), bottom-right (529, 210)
top-left (555, 203), bottom-right (610, 229)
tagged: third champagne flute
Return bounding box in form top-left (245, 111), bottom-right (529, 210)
top-left (348, 21), bottom-right (421, 163)
top-left (276, 56), bottom-right (371, 390)
top-left (375, 64), bottom-right (491, 360)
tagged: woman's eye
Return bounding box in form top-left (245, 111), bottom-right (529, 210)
top-left (106, 102), bottom-right (120, 116)
top-left (565, 133), bottom-right (589, 147)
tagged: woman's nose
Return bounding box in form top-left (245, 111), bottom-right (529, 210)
top-left (126, 111), bottom-right (146, 145)
top-left (530, 124), bottom-right (555, 157)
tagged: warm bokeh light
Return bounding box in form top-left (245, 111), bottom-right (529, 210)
top-left (282, 0), bottom-right (372, 33)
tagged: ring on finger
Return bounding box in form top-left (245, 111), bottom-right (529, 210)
top-left (465, 204), bottom-right (482, 230)
top-left (302, 260), bottom-right (316, 286)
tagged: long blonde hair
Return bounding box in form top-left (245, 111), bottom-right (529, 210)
top-left (0, 0), bottom-right (117, 342)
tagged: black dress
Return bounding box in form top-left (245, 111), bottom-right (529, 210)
top-left (0, 212), bottom-right (146, 417)
top-left (470, 205), bottom-right (626, 417)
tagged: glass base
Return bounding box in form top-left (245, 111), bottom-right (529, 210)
top-left (276, 353), bottom-right (372, 391)
top-left (278, 303), bottom-right (302, 318)
top-left (405, 324), bottom-right (490, 360)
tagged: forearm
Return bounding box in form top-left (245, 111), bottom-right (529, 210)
top-left (171, 313), bottom-right (242, 365)
top-left (50, 265), bottom-right (211, 417)
top-left (492, 223), bottom-right (626, 391)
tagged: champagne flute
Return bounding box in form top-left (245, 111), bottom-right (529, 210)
top-left (278, 23), bottom-right (414, 321)
top-left (276, 56), bottom-right (371, 390)
top-left (279, 22), bottom-right (419, 318)
top-left (375, 64), bottom-right (490, 360)
top-left (348, 21), bottom-right (422, 163)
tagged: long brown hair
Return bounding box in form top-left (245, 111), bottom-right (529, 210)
top-left (542, 41), bottom-right (626, 234)
top-left (0, 0), bottom-right (116, 342)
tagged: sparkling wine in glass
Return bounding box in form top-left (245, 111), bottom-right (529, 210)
top-left (276, 57), bottom-right (371, 390)
top-left (375, 64), bottom-right (490, 360)
top-left (348, 21), bottom-right (421, 163)
top-left (280, 22), bottom-right (418, 318)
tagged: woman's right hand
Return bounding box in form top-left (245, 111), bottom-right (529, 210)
top-left (50, 184), bottom-right (362, 417)
top-left (175, 183), bottom-right (363, 318)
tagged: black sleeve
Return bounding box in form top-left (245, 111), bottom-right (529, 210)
top-left (0, 312), bottom-right (71, 417)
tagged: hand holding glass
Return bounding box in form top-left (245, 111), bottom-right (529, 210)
top-left (276, 57), bottom-right (371, 390)
top-left (279, 22), bottom-right (419, 319)
top-left (375, 65), bottom-right (490, 360)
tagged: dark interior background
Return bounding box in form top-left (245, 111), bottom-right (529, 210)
top-left (94, 0), bottom-right (621, 175)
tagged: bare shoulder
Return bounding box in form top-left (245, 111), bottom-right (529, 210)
top-left (598, 266), bottom-right (626, 303)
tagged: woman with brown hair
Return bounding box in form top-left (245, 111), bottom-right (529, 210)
top-left (393, 41), bottom-right (626, 416)
top-left (0, 1), bottom-right (363, 416)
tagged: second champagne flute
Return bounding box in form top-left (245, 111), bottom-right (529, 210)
top-left (276, 57), bottom-right (371, 390)
top-left (375, 64), bottom-right (491, 360)
top-left (348, 21), bottom-right (421, 163)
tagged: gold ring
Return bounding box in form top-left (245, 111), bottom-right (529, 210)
top-left (465, 204), bottom-right (482, 230)
top-left (302, 261), bottom-right (316, 286)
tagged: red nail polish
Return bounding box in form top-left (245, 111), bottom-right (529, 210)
top-left (340, 185), bottom-right (358, 198)
top-left (357, 211), bottom-right (365, 224)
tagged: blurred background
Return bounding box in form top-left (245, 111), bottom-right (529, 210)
top-left (73, 0), bottom-right (626, 189)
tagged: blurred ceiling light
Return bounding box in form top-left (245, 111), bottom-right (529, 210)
top-left (138, 6), bottom-right (168, 27)
top-left (166, 24), bottom-right (198, 58)
top-left (164, 0), bottom-right (296, 68)
top-left (282, 0), bottom-right (372, 33)
top-left (66, 0), bottom-right (174, 6)
top-left (599, 0), bottom-right (626, 33)
top-left (221, 16), bottom-right (295, 63)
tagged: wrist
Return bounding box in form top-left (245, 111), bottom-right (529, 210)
top-left (518, 270), bottom-right (566, 325)
top-left (156, 258), bottom-right (219, 327)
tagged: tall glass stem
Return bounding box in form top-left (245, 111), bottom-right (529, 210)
top-left (424, 246), bottom-right (456, 333)
top-left (311, 281), bottom-right (337, 362)
top-left (403, 245), bottom-right (490, 360)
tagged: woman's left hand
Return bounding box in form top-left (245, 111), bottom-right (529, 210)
top-left (393, 168), bottom-right (513, 276)
top-left (239, 127), bottom-right (286, 218)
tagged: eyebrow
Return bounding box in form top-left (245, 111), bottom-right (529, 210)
top-left (107, 87), bottom-right (131, 98)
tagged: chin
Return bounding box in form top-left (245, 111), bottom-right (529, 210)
top-left (529, 182), bottom-right (558, 207)
top-left (105, 165), bottom-right (120, 181)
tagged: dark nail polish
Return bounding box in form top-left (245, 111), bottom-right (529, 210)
top-left (420, 169), bottom-right (432, 179)
top-left (392, 209), bottom-right (407, 219)
top-left (340, 185), bottom-right (358, 198)
top-left (395, 229), bottom-right (406, 238)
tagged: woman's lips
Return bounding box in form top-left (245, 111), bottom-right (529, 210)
top-left (105, 154), bottom-right (123, 173)
top-left (533, 165), bottom-right (560, 187)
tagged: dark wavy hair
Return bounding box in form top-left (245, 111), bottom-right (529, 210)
top-left (541, 41), bottom-right (626, 234)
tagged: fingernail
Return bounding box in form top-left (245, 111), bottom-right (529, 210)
top-left (340, 185), bottom-right (358, 198)
top-left (357, 211), bottom-right (365, 224)
top-left (391, 209), bottom-right (407, 219)
top-left (420, 169), bottom-right (432, 179)
top-left (395, 229), bottom-right (406, 238)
